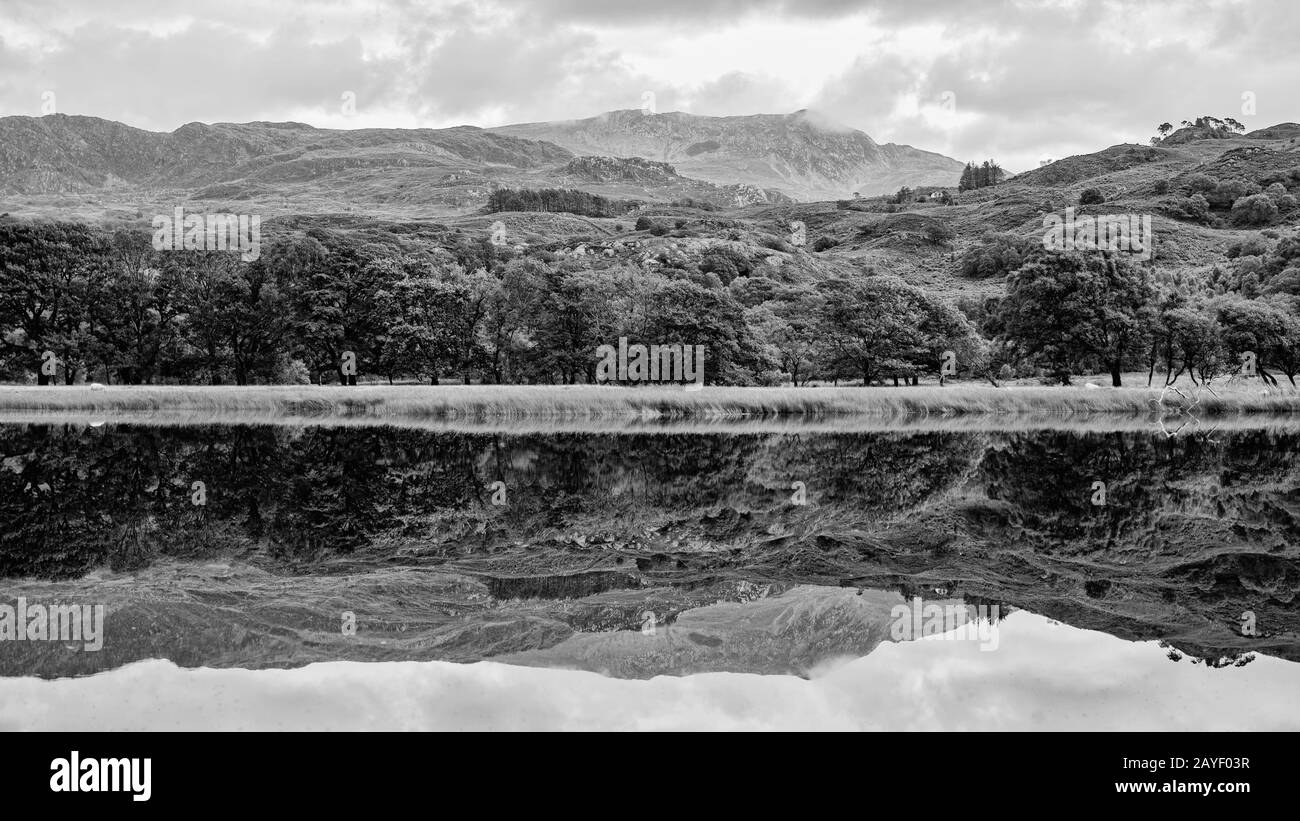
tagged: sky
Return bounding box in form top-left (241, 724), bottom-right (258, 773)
top-left (0, 0), bottom-right (1297, 172)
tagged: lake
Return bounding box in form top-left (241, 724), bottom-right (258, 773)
top-left (1, 420), bottom-right (1298, 729)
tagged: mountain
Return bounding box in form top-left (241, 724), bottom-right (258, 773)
top-left (0, 113), bottom-right (799, 211)
top-left (492, 109), bottom-right (965, 200)
top-left (0, 114), bottom-right (570, 203)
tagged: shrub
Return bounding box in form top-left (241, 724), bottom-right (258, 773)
top-left (959, 232), bottom-right (1039, 279)
top-left (1185, 173), bottom-right (1218, 195)
top-left (925, 221), bottom-right (956, 246)
top-left (1153, 180), bottom-right (1170, 194)
top-left (634, 216), bottom-right (656, 231)
top-left (275, 358), bottom-right (312, 385)
top-left (700, 246), bottom-right (753, 282)
top-left (648, 223), bottom-right (669, 236)
top-left (1227, 236), bottom-right (1271, 258)
top-left (1181, 194), bottom-right (1211, 221)
top-left (1266, 182), bottom-right (1289, 199)
top-left (1079, 188), bottom-right (1105, 205)
top-left (1231, 193), bottom-right (1279, 226)
top-left (1210, 179), bottom-right (1259, 208)
top-left (812, 236), bottom-right (838, 252)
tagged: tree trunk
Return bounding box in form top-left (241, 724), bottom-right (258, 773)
top-left (1110, 361), bottom-right (1123, 387)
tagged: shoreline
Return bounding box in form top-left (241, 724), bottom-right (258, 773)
top-left (0, 383), bottom-right (1296, 428)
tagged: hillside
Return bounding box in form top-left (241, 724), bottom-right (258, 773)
top-left (0, 113), bottom-right (811, 214)
top-left (2, 113), bottom-right (1299, 312)
top-left (494, 108), bottom-right (964, 200)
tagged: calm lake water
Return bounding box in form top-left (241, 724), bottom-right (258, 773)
top-left (1, 421), bottom-right (1298, 729)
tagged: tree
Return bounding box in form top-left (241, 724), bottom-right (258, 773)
top-left (379, 277), bottom-right (471, 384)
top-left (99, 235), bottom-right (183, 384)
top-left (816, 276), bottom-right (978, 386)
top-left (1149, 306), bottom-right (1226, 386)
top-left (1214, 297), bottom-right (1300, 385)
top-left (995, 253), bottom-right (1157, 386)
top-left (530, 271), bottom-right (617, 384)
top-left (642, 278), bottom-right (765, 385)
top-left (1157, 122), bottom-right (1173, 138)
top-left (275, 235), bottom-right (399, 384)
top-left (747, 292), bottom-right (822, 385)
top-left (0, 222), bottom-right (112, 384)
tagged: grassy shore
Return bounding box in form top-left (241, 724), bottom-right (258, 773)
top-left (0, 382), bottom-right (1296, 425)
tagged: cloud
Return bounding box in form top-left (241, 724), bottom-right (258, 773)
top-left (0, 0), bottom-right (1295, 170)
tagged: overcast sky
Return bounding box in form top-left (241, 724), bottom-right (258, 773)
top-left (1, 0), bottom-right (1296, 171)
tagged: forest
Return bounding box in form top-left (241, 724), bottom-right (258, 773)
top-left (1, 219), bottom-right (1298, 388)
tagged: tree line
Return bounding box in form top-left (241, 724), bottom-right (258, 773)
top-left (3, 219), bottom-right (1297, 388)
top-left (485, 188), bottom-right (635, 218)
top-left (958, 160), bottom-right (1006, 191)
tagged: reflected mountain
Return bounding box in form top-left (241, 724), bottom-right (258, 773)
top-left (0, 423), bottom-right (1295, 678)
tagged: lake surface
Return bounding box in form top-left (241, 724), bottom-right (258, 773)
top-left (2, 421), bottom-right (1298, 729)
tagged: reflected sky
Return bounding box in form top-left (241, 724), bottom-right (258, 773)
top-left (2, 610), bottom-right (1296, 731)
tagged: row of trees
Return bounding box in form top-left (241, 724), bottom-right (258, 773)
top-left (4, 220), bottom-right (1298, 389)
top-left (0, 221), bottom-right (979, 386)
top-left (957, 160), bottom-right (1006, 191)
top-left (485, 188), bottom-right (633, 218)
top-left (976, 241), bottom-right (1300, 387)
top-left (1152, 115), bottom-right (1246, 142)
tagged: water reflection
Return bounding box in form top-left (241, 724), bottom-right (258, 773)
top-left (3, 610), bottom-right (1297, 731)
top-left (0, 423), bottom-right (1297, 680)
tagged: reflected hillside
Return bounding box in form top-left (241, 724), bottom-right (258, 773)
top-left (0, 423), bottom-right (1296, 677)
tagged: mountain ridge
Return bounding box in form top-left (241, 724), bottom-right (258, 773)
top-left (492, 108), bottom-right (964, 199)
top-left (0, 109), bottom-right (964, 205)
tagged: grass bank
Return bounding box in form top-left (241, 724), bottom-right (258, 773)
top-left (0, 383), bottom-right (1296, 424)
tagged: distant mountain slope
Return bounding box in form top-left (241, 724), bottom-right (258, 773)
top-left (492, 109), bottom-right (964, 200)
top-left (0, 114), bottom-right (573, 196)
top-left (0, 114), bottom-right (798, 210)
top-left (556, 156), bottom-right (793, 206)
